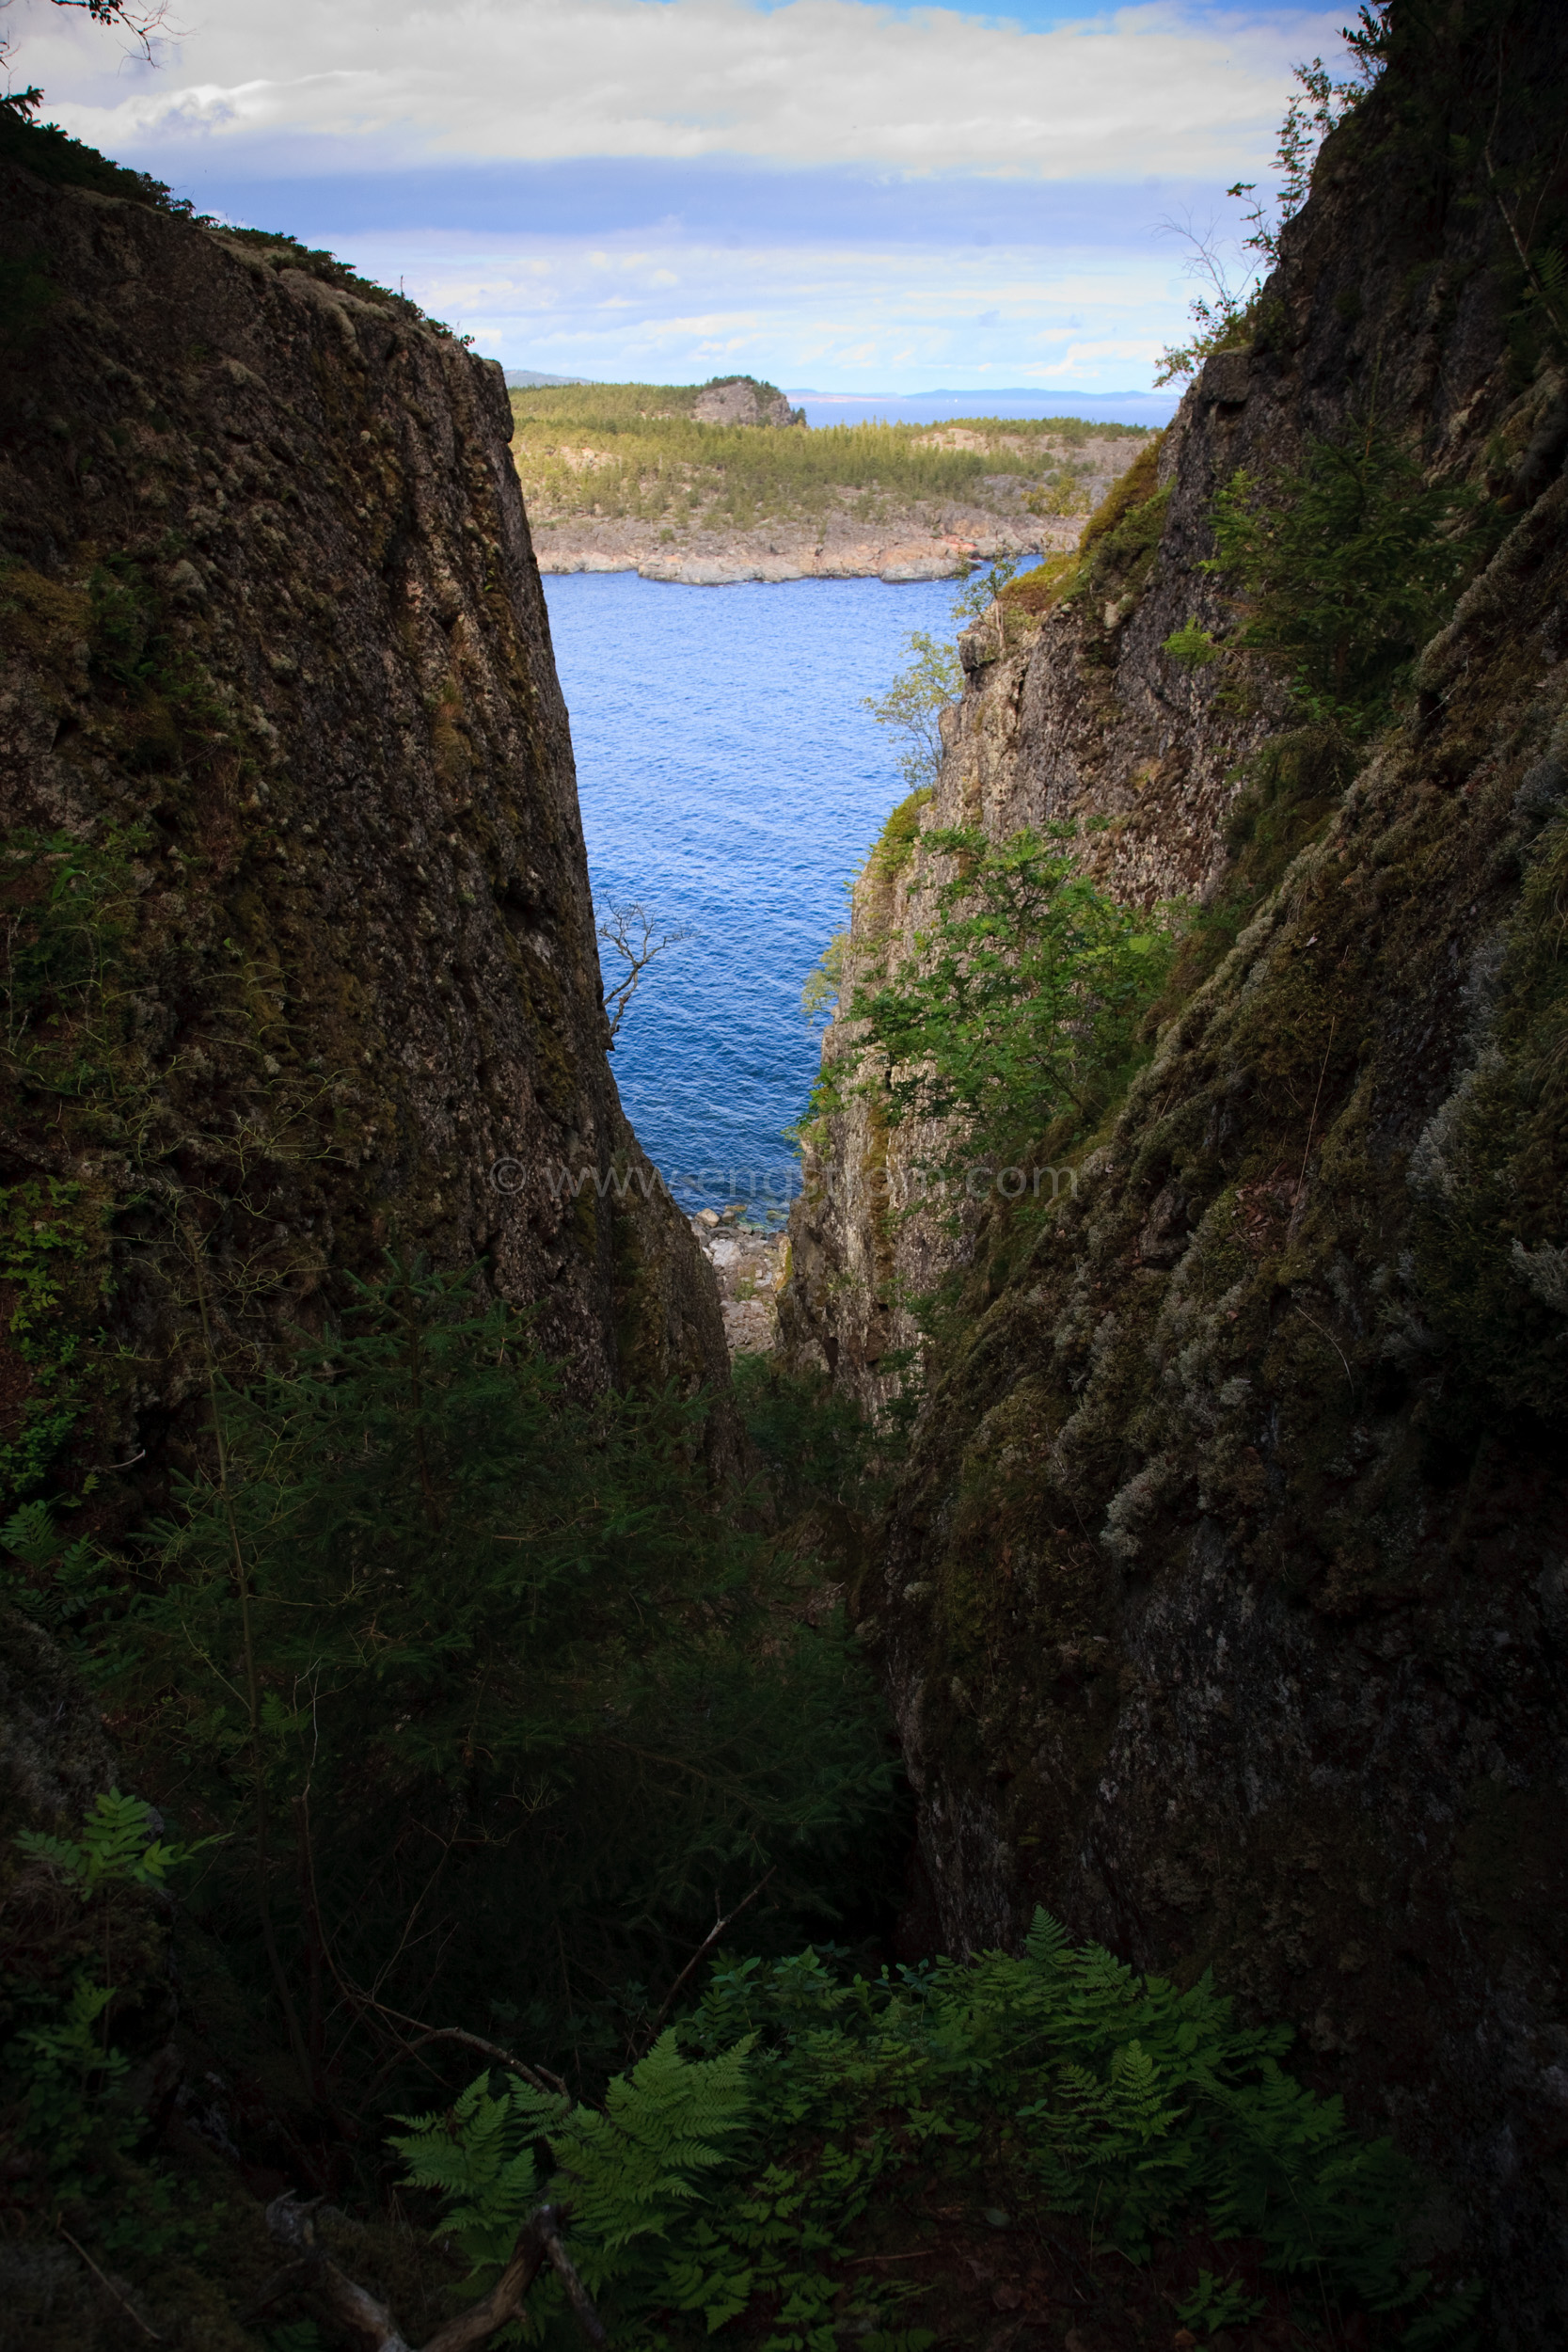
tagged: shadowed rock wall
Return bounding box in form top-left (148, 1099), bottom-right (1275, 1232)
top-left (782, 7), bottom-right (1568, 2335)
top-left (0, 161), bottom-right (725, 1499)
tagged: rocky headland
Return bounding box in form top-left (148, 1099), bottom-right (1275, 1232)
top-left (513, 376), bottom-right (1149, 582)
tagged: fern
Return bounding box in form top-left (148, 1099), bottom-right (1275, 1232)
top-left (389, 2074), bottom-right (557, 2289)
top-left (15, 1788), bottom-right (218, 1895)
top-left (1, 1499), bottom-right (109, 1628)
top-left (554, 2030), bottom-right (752, 2259)
top-left (391, 1911), bottom-right (1479, 2346)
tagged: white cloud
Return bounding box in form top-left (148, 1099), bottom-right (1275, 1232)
top-left (339, 225), bottom-right (1182, 389)
top-left (30, 0), bottom-right (1341, 182)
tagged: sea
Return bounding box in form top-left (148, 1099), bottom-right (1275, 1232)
top-left (541, 570), bottom-right (967, 1219)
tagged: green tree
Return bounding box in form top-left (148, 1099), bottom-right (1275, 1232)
top-left (103, 1259), bottom-right (893, 2105)
top-left (861, 630), bottom-right (962, 792)
top-left (848, 827), bottom-right (1174, 1163)
top-left (1155, 20), bottom-right (1387, 384)
top-left (1204, 426), bottom-right (1500, 734)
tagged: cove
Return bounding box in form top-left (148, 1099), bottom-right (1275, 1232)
top-left (542, 569), bottom-right (962, 1214)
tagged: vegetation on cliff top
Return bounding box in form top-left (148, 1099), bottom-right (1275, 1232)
top-left (509, 378), bottom-right (1148, 533)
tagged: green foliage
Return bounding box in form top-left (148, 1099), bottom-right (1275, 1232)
top-left (15, 1787), bottom-right (219, 1896)
top-left (866, 787), bottom-right (933, 886)
top-left (510, 383), bottom-right (1147, 531)
top-left (2, 1791), bottom-right (216, 2243)
top-left (1003, 440), bottom-right (1169, 630)
top-left (1177, 2268), bottom-right (1266, 2335)
top-left (1206, 426), bottom-right (1503, 735)
top-left (1000, 550), bottom-right (1078, 615)
top-left (0, 1184), bottom-right (100, 1507)
top-left (391, 1909), bottom-right (1471, 2348)
top-left (845, 826), bottom-right (1175, 1163)
top-left (2, 825), bottom-right (145, 1087)
top-left (103, 1257), bottom-right (893, 2094)
top-left (1163, 616), bottom-right (1223, 669)
top-left (6, 1973), bottom-right (135, 2182)
top-left (800, 928), bottom-right (848, 1027)
top-left (1156, 33), bottom-right (1383, 384)
top-left (861, 632), bottom-right (961, 794)
top-left (948, 555), bottom-right (1019, 622)
top-left (732, 1355), bottom-right (874, 1518)
top-left (0, 94), bottom-right (192, 213)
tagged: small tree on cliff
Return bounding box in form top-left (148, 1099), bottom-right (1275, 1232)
top-left (862, 630), bottom-right (963, 793)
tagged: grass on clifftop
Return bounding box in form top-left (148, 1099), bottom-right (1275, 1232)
top-left (510, 379), bottom-right (1149, 531)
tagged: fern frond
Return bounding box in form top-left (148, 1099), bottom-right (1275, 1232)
top-left (552, 2031), bottom-right (752, 2254)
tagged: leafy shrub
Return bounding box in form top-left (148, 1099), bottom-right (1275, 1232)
top-left (865, 787), bottom-right (934, 885)
top-left (101, 1258), bottom-right (895, 2099)
top-left (844, 825), bottom-right (1175, 1164)
top-left (1001, 440), bottom-right (1169, 628)
top-left (389, 1909), bottom-right (1478, 2348)
top-left (861, 631), bottom-right (961, 794)
top-left (1, 1788), bottom-right (216, 2252)
top-left (1205, 427), bottom-right (1503, 735)
top-left (1163, 616), bottom-right (1223, 669)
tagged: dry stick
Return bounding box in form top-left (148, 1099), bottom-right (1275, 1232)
top-left (362, 2020), bottom-right (570, 2106)
top-left (185, 1216), bottom-right (315, 2096)
top-left (264, 2194), bottom-right (606, 2352)
top-left (642, 1867), bottom-right (777, 2050)
top-left (56, 2219), bottom-right (164, 2342)
top-left (1291, 1013), bottom-right (1338, 1225)
top-left (1291, 1301), bottom-right (1356, 1401)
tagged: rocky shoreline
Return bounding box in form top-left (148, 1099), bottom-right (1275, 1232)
top-left (521, 419), bottom-right (1151, 584)
top-left (690, 1206), bottom-right (789, 1354)
top-left (533, 511), bottom-right (1068, 584)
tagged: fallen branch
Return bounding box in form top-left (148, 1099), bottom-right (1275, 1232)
top-left (263, 2194), bottom-right (607, 2351)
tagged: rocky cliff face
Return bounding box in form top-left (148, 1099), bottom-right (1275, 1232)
top-left (783, 8), bottom-right (1568, 2336)
top-left (0, 153), bottom-right (726, 1507)
top-left (689, 375), bottom-right (803, 428)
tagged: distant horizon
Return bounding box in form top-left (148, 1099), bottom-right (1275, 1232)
top-left (504, 369), bottom-right (1180, 427)
top-left (28, 0), bottom-right (1339, 403)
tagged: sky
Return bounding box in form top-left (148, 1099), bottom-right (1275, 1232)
top-left (12, 0), bottom-right (1349, 395)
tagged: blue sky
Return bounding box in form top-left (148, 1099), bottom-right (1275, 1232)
top-left (17, 1), bottom-right (1348, 393)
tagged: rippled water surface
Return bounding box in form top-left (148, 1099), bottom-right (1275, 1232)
top-left (542, 571), bottom-right (960, 1214)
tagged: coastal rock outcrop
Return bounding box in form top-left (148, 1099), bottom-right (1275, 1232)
top-left (0, 151), bottom-right (726, 1504)
top-left (689, 374), bottom-right (804, 428)
top-left (782, 6), bottom-right (1568, 2336)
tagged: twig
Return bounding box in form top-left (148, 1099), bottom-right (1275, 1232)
top-left (840, 2248), bottom-right (942, 2265)
top-left (537, 2217), bottom-right (610, 2351)
top-left (56, 2219), bottom-right (163, 2341)
top-left (363, 2021), bottom-right (569, 2106)
top-left (641, 1868), bottom-right (777, 2048)
top-left (1290, 1012), bottom-right (1338, 1226)
top-left (1291, 1300), bottom-right (1356, 1401)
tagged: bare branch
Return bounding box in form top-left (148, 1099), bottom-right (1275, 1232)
top-left (595, 900), bottom-right (692, 1041)
top-left (362, 2019), bottom-right (570, 2106)
top-left (263, 2194), bottom-right (607, 2352)
top-left (641, 1867), bottom-right (777, 2049)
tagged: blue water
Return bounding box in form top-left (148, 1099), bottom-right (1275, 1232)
top-left (541, 572), bottom-right (960, 1216)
